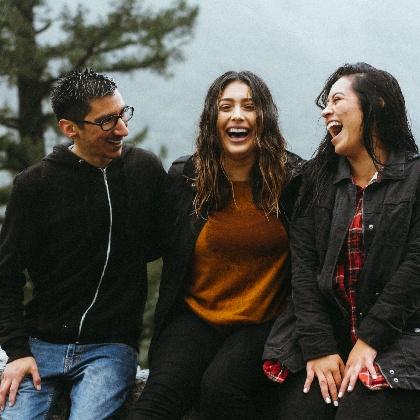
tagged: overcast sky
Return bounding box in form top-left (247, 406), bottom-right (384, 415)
top-left (35, 0), bottom-right (420, 166)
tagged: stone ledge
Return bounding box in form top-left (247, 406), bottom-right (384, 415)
top-left (3, 348), bottom-right (420, 419)
top-left (115, 368), bottom-right (199, 420)
top-left (1, 348), bottom-right (198, 419)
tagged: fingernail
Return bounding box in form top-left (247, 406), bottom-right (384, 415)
top-left (36, 385), bottom-right (41, 391)
top-left (347, 385), bottom-right (353, 391)
top-left (338, 391), bottom-right (343, 398)
top-left (303, 387), bottom-right (308, 393)
top-left (334, 400), bottom-right (339, 407)
top-left (325, 397), bottom-right (331, 404)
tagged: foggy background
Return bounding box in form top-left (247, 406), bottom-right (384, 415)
top-left (114, 0), bottom-right (420, 166)
top-left (16, 0), bottom-right (420, 166)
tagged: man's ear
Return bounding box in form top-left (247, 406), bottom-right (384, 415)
top-left (58, 119), bottom-right (79, 141)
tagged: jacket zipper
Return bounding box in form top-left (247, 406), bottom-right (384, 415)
top-left (76, 167), bottom-right (113, 342)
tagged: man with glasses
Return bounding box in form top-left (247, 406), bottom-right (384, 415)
top-left (0, 68), bottom-right (166, 419)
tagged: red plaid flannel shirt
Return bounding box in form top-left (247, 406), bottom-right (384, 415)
top-left (334, 175), bottom-right (389, 390)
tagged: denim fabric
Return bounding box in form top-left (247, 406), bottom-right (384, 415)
top-left (1, 338), bottom-right (137, 420)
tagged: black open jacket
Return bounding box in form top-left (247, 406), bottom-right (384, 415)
top-left (264, 150), bottom-right (420, 390)
top-left (0, 144), bottom-right (165, 362)
top-left (150, 151), bottom-right (304, 359)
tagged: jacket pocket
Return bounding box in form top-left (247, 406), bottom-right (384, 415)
top-left (376, 333), bottom-right (420, 390)
top-left (382, 200), bottom-right (412, 246)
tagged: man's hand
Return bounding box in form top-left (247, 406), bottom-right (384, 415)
top-left (0, 357), bottom-right (41, 410)
top-left (338, 339), bottom-right (377, 398)
top-left (304, 354), bottom-right (345, 406)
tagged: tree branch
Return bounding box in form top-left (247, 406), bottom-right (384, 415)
top-left (34, 20), bottom-right (52, 35)
top-left (0, 114), bottom-right (18, 130)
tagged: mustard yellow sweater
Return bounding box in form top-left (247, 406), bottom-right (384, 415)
top-left (185, 181), bottom-right (290, 325)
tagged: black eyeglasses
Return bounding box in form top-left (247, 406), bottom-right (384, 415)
top-left (74, 106), bottom-right (134, 131)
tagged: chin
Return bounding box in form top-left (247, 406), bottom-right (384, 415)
top-left (331, 138), bottom-right (346, 156)
top-left (108, 151), bottom-right (122, 160)
top-left (225, 147), bottom-right (255, 160)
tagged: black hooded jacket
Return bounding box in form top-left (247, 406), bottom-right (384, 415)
top-left (0, 144), bottom-right (165, 362)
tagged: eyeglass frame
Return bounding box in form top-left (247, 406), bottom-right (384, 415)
top-left (73, 105), bottom-right (134, 131)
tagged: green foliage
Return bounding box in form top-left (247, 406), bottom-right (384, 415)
top-left (124, 127), bottom-right (148, 147)
top-left (0, 133), bottom-right (44, 172)
top-left (0, 185), bottom-right (12, 208)
top-left (0, 0), bottom-right (198, 203)
top-left (139, 259), bottom-right (162, 367)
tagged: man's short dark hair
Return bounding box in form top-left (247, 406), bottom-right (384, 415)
top-left (51, 68), bottom-right (117, 121)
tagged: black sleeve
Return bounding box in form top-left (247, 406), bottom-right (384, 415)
top-left (158, 158), bottom-right (189, 259)
top-left (0, 174), bottom-right (36, 361)
top-left (290, 181), bottom-right (339, 362)
top-left (144, 154), bottom-right (167, 263)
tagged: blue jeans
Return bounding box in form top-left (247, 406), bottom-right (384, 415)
top-left (1, 338), bottom-right (138, 420)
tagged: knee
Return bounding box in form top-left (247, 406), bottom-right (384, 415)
top-left (201, 364), bottom-right (235, 399)
top-left (200, 364), bottom-right (248, 413)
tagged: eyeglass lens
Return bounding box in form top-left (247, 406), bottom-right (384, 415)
top-left (102, 107), bottom-right (134, 131)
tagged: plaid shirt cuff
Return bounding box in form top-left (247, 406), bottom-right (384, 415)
top-left (262, 360), bottom-right (289, 383)
top-left (358, 364), bottom-right (390, 391)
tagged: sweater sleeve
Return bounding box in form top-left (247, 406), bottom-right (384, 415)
top-left (0, 175), bottom-right (34, 361)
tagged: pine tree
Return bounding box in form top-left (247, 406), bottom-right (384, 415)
top-left (0, 0), bottom-right (198, 203)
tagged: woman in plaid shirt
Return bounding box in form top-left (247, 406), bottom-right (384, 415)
top-left (265, 63), bottom-right (420, 419)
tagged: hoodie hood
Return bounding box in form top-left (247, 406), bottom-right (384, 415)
top-left (43, 143), bottom-right (133, 170)
top-left (43, 143), bottom-right (86, 168)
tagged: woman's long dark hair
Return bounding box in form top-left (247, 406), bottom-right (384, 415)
top-left (304, 62), bottom-right (417, 207)
top-left (193, 71), bottom-right (288, 216)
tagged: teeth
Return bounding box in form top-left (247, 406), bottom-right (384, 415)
top-left (327, 121), bottom-right (342, 130)
top-left (227, 128), bottom-right (248, 134)
top-left (327, 121), bottom-right (343, 138)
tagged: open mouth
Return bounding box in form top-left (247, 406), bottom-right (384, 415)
top-left (107, 138), bottom-right (123, 145)
top-left (327, 121), bottom-right (343, 138)
top-left (226, 127), bottom-right (249, 140)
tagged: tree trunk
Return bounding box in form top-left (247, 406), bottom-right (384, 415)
top-left (15, 0), bottom-right (47, 166)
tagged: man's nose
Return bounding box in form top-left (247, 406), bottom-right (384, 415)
top-left (113, 117), bottom-right (129, 136)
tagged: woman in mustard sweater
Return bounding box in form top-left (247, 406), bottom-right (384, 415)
top-left (131, 71), bottom-right (303, 420)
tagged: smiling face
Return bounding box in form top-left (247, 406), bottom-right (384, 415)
top-left (321, 76), bottom-right (365, 159)
top-left (69, 90), bottom-right (129, 167)
top-left (217, 81), bottom-right (257, 164)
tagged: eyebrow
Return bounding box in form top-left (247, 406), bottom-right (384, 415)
top-left (93, 106), bottom-right (126, 122)
top-left (218, 97), bottom-right (253, 102)
top-left (327, 92), bottom-right (345, 101)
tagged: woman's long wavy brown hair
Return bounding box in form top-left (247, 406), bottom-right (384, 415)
top-left (193, 71), bottom-right (288, 217)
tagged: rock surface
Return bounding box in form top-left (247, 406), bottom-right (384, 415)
top-left (0, 347), bottom-right (7, 370)
top-left (0, 346), bottom-right (199, 419)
